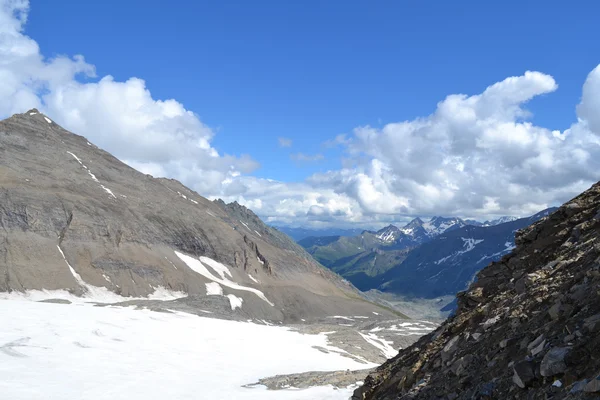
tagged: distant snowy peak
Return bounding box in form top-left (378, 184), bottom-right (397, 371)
top-left (482, 216), bottom-right (518, 227)
top-left (422, 216), bottom-right (466, 236)
top-left (400, 218), bottom-right (425, 236)
top-left (376, 225), bottom-right (401, 243)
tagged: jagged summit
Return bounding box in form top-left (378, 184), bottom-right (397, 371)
top-left (376, 224), bottom-right (401, 243)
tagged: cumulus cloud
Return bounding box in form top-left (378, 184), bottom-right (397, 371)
top-left (278, 137), bottom-right (292, 147)
top-left (241, 69), bottom-right (600, 226)
top-left (1, 1), bottom-right (600, 228)
top-left (0, 0), bottom-right (258, 196)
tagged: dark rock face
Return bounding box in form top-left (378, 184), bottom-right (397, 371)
top-left (354, 182), bottom-right (600, 399)
top-left (0, 110), bottom-right (393, 321)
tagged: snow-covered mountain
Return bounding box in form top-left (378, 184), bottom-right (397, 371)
top-left (375, 225), bottom-right (402, 243)
top-left (374, 208), bottom-right (557, 300)
top-left (482, 215), bottom-right (519, 226)
top-left (422, 216), bottom-right (467, 236)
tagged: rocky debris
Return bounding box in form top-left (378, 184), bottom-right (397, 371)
top-left (354, 182), bottom-right (600, 399)
top-left (513, 360), bottom-right (536, 388)
top-left (244, 368), bottom-right (373, 390)
top-left (540, 347), bottom-right (570, 377)
top-left (584, 375), bottom-right (600, 392)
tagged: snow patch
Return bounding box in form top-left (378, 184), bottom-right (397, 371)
top-left (240, 220), bottom-right (251, 231)
top-left (359, 332), bottom-right (397, 359)
top-left (327, 316), bottom-right (354, 321)
top-left (227, 294), bottom-right (243, 310)
top-left (248, 274), bottom-right (259, 284)
top-left (44, 116), bottom-right (52, 124)
top-left (199, 256), bottom-right (232, 280)
top-left (175, 251), bottom-right (274, 306)
top-left (205, 282), bottom-right (223, 296)
top-left (67, 151), bottom-right (116, 199)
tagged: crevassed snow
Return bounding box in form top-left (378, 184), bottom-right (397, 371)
top-left (206, 282), bottom-right (223, 295)
top-left (0, 300), bottom-right (366, 399)
top-left (227, 294), bottom-right (243, 310)
top-left (175, 251), bottom-right (274, 306)
top-left (44, 116), bottom-right (52, 124)
top-left (359, 332), bottom-right (398, 359)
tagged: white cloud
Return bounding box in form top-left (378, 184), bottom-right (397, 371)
top-left (1, 1), bottom-right (600, 228)
top-left (278, 137), bottom-right (292, 147)
top-left (0, 0), bottom-right (258, 197)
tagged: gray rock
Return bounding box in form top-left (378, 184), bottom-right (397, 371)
top-left (441, 335), bottom-right (460, 362)
top-left (527, 334), bottom-right (545, 351)
top-left (570, 379), bottom-right (589, 394)
top-left (513, 360), bottom-right (536, 388)
top-left (531, 339), bottom-right (546, 356)
top-left (0, 110), bottom-right (396, 322)
top-left (540, 347), bottom-right (570, 377)
top-left (584, 313), bottom-right (600, 333)
top-left (584, 375), bottom-right (600, 393)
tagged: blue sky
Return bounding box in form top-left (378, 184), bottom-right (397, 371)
top-left (26, 0), bottom-right (599, 182)
top-left (2, 0), bottom-right (600, 227)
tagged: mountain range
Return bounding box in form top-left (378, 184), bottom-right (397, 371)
top-left (299, 210), bottom-right (556, 305)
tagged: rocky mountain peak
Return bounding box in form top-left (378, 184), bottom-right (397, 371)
top-left (376, 224), bottom-right (401, 242)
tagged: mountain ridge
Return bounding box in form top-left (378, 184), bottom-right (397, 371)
top-left (0, 109), bottom-right (394, 321)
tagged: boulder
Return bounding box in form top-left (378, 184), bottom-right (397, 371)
top-left (513, 360), bottom-right (536, 388)
top-left (441, 336), bottom-right (460, 363)
top-left (540, 347), bottom-right (570, 377)
top-left (584, 375), bottom-right (600, 393)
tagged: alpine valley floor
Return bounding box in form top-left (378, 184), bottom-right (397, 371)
top-left (0, 296), bottom-right (436, 400)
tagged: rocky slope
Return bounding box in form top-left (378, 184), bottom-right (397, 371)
top-left (353, 182), bottom-right (600, 399)
top-left (0, 109), bottom-right (395, 322)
